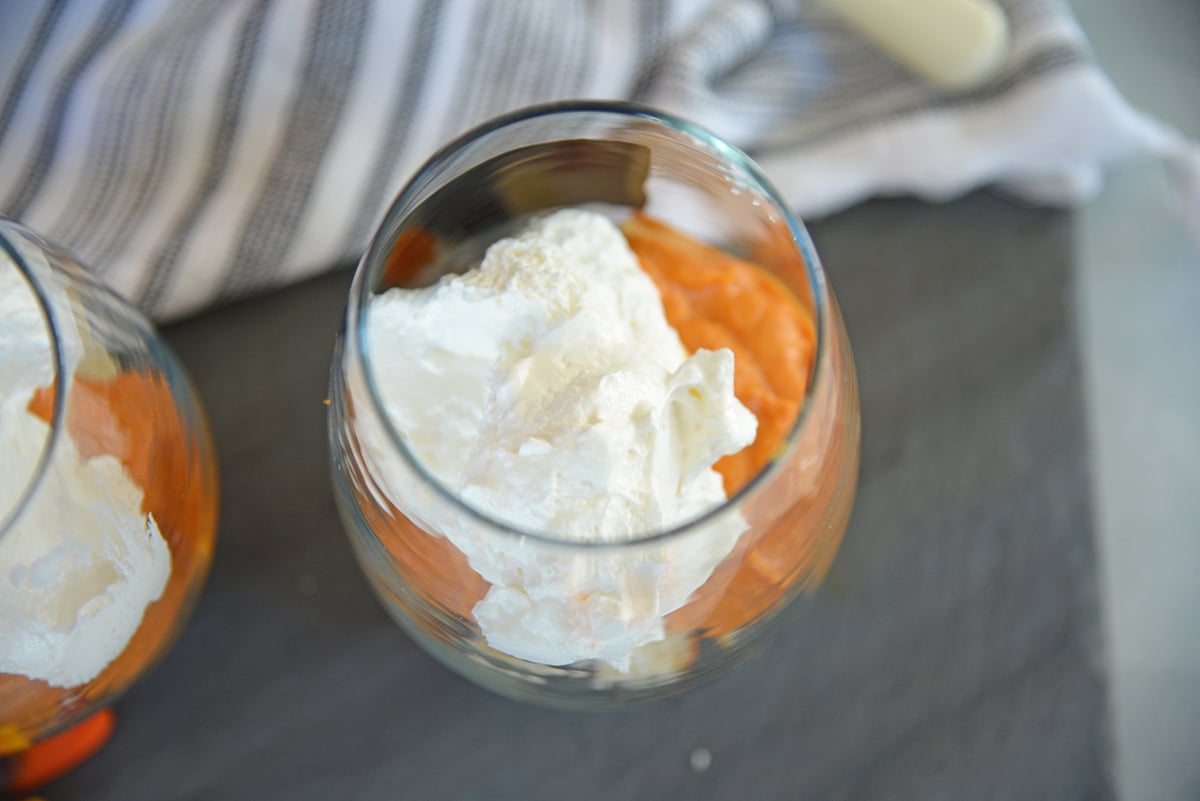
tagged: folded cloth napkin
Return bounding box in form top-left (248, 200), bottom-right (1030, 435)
top-left (0, 0), bottom-right (1194, 320)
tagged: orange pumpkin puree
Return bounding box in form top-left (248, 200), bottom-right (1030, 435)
top-left (352, 469), bottom-right (489, 619)
top-left (620, 213), bottom-right (815, 494)
top-left (28, 372), bottom-right (216, 583)
top-left (622, 214), bottom-right (825, 641)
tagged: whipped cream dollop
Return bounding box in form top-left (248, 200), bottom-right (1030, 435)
top-left (0, 259), bottom-right (170, 688)
top-left (362, 209), bottom-right (756, 670)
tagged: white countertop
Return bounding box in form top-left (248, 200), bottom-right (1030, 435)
top-left (1073, 1), bottom-right (1200, 798)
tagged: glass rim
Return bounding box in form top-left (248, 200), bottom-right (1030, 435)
top-left (0, 218), bottom-right (67, 541)
top-left (350, 100), bottom-right (830, 549)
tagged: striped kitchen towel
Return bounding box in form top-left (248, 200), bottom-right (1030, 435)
top-left (0, 0), bottom-right (1194, 320)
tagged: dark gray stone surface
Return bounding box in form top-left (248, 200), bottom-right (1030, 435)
top-left (52, 192), bottom-right (1112, 800)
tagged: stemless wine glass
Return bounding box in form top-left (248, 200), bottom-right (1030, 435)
top-left (328, 102), bottom-right (860, 707)
top-left (0, 219), bottom-right (218, 776)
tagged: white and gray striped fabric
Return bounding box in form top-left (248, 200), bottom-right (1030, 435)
top-left (0, 0), bottom-right (1192, 320)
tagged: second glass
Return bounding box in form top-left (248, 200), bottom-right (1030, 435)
top-left (329, 102), bottom-right (860, 706)
top-left (0, 219), bottom-right (218, 753)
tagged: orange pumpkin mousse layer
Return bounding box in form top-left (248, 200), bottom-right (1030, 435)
top-left (623, 213), bottom-right (828, 641)
top-left (620, 213), bottom-right (816, 494)
top-left (365, 213), bottom-right (825, 653)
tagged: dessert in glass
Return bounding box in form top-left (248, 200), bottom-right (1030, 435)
top-left (329, 102), bottom-right (859, 706)
top-left (0, 219), bottom-right (218, 789)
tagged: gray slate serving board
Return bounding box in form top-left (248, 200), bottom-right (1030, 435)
top-left (52, 192), bottom-right (1112, 800)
